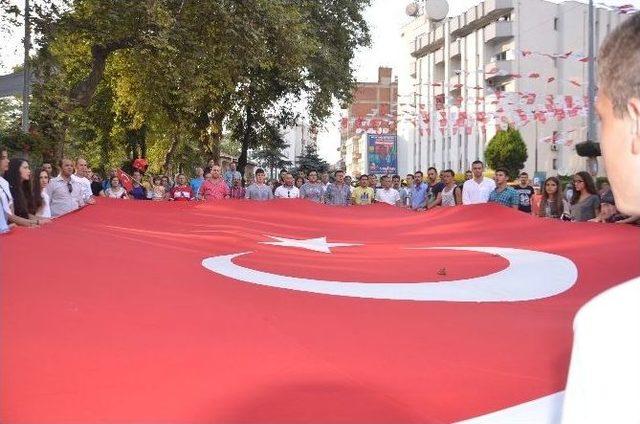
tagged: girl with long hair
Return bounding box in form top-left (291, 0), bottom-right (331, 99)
top-left (5, 158), bottom-right (40, 226)
top-left (570, 171), bottom-right (601, 221)
top-left (538, 177), bottom-right (569, 219)
top-left (32, 168), bottom-right (51, 218)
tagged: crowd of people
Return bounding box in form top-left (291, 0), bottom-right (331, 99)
top-left (1, 145), bottom-right (638, 233)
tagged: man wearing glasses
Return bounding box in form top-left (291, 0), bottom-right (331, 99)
top-left (45, 158), bottom-right (86, 217)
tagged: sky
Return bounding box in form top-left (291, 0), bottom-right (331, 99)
top-left (1, 0), bottom-right (639, 162)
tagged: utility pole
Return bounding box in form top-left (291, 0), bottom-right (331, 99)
top-left (577, 0), bottom-right (601, 172)
top-left (21, 0), bottom-right (31, 133)
top-left (587, 0), bottom-right (596, 144)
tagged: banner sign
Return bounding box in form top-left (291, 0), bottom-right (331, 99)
top-left (367, 134), bottom-right (398, 176)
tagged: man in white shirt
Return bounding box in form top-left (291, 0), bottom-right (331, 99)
top-left (321, 172), bottom-right (331, 190)
top-left (562, 15), bottom-right (640, 424)
top-left (274, 173), bottom-right (300, 199)
top-left (375, 175), bottom-right (401, 206)
top-left (46, 158), bottom-right (86, 217)
top-left (72, 157), bottom-right (95, 204)
top-left (462, 160), bottom-right (496, 205)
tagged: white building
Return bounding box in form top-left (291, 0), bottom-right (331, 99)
top-left (283, 120), bottom-right (317, 169)
top-left (398, 0), bottom-right (628, 179)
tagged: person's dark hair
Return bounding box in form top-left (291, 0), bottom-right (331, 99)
top-left (392, 174), bottom-right (401, 180)
top-left (472, 160), bottom-right (484, 167)
top-left (255, 168), bottom-right (265, 176)
top-left (571, 171), bottom-right (598, 204)
top-left (443, 169), bottom-right (455, 177)
top-left (359, 174), bottom-right (369, 180)
top-left (539, 176), bottom-right (564, 218)
top-left (6, 158), bottom-right (36, 219)
top-left (465, 170), bottom-right (472, 174)
top-left (598, 13), bottom-right (640, 118)
top-left (597, 178), bottom-right (610, 190)
top-left (31, 167), bottom-right (47, 213)
top-left (334, 170), bottom-right (344, 176)
top-left (427, 167), bottom-right (437, 173)
top-left (414, 171), bottom-right (423, 177)
top-left (520, 172), bottom-right (528, 177)
top-left (495, 168), bottom-right (509, 178)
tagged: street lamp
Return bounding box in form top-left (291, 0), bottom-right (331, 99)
top-left (575, 0), bottom-right (600, 176)
top-left (21, 0), bottom-right (31, 133)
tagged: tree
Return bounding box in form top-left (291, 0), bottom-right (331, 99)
top-left (294, 145), bottom-right (329, 175)
top-left (251, 125), bottom-right (292, 179)
top-left (25, 0), bottom-right (371, 175)
top-left (485, 127), bottom-right (528, 180)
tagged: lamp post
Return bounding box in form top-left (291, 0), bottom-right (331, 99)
top-left (21, 0), bottom-right (31, 133)
top-left (576, 0), bottom-right (601, 174)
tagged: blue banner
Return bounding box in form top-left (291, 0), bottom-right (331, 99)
top-left (367, 134), bottom-right (397, 175)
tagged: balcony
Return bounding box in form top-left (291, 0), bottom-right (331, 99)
top-left (451, 0), bottom-right (514, 38)
top-left (449, 16), bottom-right (461, 34)
top-left (449, 40), bottom-right (461, 58)
top-left (412, 26), bottom-right (445, 57)
top-left (484, 59), bottom-right (514, 81)
top-left (435, 48), bottom-right (445, 65)
top-left (485, 21), bottom-right (514, 43)
top-left (449, 74), bottom-right (463, 93)
top-left (484, 0), bottom-right (515, 20)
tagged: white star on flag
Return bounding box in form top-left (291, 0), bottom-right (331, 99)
top-left (260, 236), bottom-right (361, 254)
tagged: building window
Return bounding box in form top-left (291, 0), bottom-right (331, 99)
top-left (553, 17), bottom-right (559, 31)
top-left (498, 14), bottom-right (511, 22)
top-left (494, 84), bottom-right (506, 92)
top-left (552, 158), bottom-right (558, 170)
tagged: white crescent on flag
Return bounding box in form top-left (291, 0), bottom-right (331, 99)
top-left (202, 244), bottom-right (578, 302)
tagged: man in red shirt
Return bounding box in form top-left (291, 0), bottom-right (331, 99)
top-left (169, 174), bottom-right (194, 201)
top-left (199, 165), bottom-right (229, 201)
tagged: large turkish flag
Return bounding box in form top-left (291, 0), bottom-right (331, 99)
top-left (1, 199), bottom-right (638, 423)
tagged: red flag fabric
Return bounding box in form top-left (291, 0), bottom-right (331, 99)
top-left (2, 200), bottom-right (639, 423)
top-left (132, 158), bottom-right (148, 172)
top-left (116, 168), bottom-right (134, 192)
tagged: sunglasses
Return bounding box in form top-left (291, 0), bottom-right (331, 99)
top-left (573, 180), bottom-right (585, 184)
top-left (67, 182), bottom-right (73, 193)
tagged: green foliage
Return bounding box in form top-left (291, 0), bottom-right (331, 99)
top-left (484, 127), bottom-right (528, 180)
top-left (25, 0), bottom-right (371, 174)
top-left (0, 128), bottom-right (49, 162)
top-left (251, 126), bottom-right (292, 178)
top-left (294, 145), bottom-right (329, 174)
top-left (0, 97), bottom-right (21, 131)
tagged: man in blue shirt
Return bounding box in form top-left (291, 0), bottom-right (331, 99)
top-left (223, 161), bottom-right (242, 188)
top-left (410, 170), bottom-right (429, 210)
top-left (190, 167), bottom-right (205, 198)
top-left (488, 168), bottom-right (519, 209)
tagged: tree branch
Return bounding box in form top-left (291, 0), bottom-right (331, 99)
top-left (68, 37), bottom-right (137, 107)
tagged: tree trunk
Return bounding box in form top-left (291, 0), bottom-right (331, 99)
top-left (208, 109), bottom-right (225, 164)
top-left (140, 125), bottom-right (147, 158)
top-left (163, 129), bottom-right (180, 174)
top-left (68, 38), bottom-right (136, 108)
top-left (237, 105), bottom-right (253, 178)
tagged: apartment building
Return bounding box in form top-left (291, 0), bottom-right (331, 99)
top-left (283, 120), bottom-right (318, 169)
top-left (340, 67), bottom-right (398, 177)
top-left (398, 0), bottom-right (628, 179)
